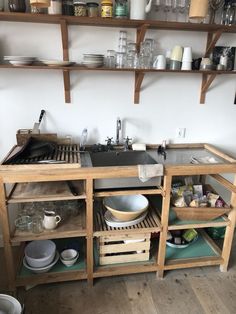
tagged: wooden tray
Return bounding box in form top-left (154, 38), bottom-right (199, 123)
top-left (172, 206), bottom-right (230, 221)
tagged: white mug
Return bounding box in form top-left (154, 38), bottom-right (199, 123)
top-left (153, 55), bottom-right (166, 69)
top-left (43, 211), bottom-right (61, 230)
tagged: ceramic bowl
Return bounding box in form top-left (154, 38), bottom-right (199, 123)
top-left (103, 195), bottom-right (149, 221)
top-left (23, 252), bottom-right (59, 273)
top-left (60, 249), bottom-right (79, 267)
top-left (25, 240), bottom-right (56, 268)
top-left (0, 294), bottom-right (22, 314)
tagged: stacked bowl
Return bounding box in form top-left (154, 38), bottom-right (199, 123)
top-left (103, 194), bottom-right (149, 227)
top-left (23, 240), bottom-right (59, 274)
top-left (82, 54), bottom-right (104, 68)
top-left (4, 56), bottom-right (36, 66)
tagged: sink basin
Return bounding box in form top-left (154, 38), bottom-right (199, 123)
top-left (89, 150), bottom-right (157, 167)
top-left (82, 150), bottom-right (161, 190)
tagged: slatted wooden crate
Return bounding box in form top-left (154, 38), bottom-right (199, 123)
top-left (98, 233), bottom-right (151, 265)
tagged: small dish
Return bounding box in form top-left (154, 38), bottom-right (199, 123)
top-left (60, 249), bottom-right (79, 267)
top-left (166, 235), bottom-right (198, 249)
top-left (0, 294), bottom-right (22, 314)
top-left (23, 251), bottom-right (59, 273)
top-left (4, 56), bottom-right (36, 61)
top-left (9, 60), bottom-right (34, 66)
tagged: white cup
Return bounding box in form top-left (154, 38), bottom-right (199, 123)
top-left (43, 211), bottom-right (61, 230)
top-left (220, 56), bottom-right (228, 69)
top-left (171, 45), bottom-right (183, 62)
top-left (181, 61), bottom-right (192, 70)
top-left (182, 47), bottom-right (192, 62)
top-left (153, 55), bottom-right (166, 69)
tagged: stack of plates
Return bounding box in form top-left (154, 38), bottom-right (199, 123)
top-left (83, 54), bottom-right (104, 68)
top-left (104, 210), bottom-right (147, 228)
top-left (4, 56), bottom-right (36, 66)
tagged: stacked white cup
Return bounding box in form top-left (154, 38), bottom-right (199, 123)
top-left (181, 47), bottom-right (192, 71)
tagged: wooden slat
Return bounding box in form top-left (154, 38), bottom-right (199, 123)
top-left (164, 256), bottom-right (223, 270)
top-left (100, 241), bottom-right (150, 254)
top-left (204, 144), bottom-right (236, 163)
top-left (100, 252), bottom-right (150, 265)
top-left (94, 188), bottom-right (163, 197)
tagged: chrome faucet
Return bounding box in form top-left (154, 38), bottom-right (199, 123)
top-left (116, 117), bottom-right (121, 145)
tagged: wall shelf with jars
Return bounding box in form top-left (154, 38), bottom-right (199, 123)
top-left (0, 12), bottom-right (235, 104)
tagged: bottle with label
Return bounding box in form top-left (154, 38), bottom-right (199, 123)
top-left (101, 0), bottom-right (113, 18)
top-left (115, 0), bottom-right (128, 19)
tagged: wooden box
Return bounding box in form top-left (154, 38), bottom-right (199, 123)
top-left (98, 233), bottom-right (151, 265)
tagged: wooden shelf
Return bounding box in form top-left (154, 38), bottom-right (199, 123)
top-left (164, 230), bottom-right (222, 270)
top-left (1, 12), bottom-right (236, 33)
top-left (7, 180), bottom-right (86, 203)
top-left (11, 208), bottom-right (86, 243)
top-left (93, 198), bottom-right (161, 237)
top-left (16, 237), bottom-right (87, 286)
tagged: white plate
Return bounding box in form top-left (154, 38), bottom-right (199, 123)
top-left (23, 251), bottom-right (59, 273)
top-left (4, 56), bottom-right (36, 61)
top-left (9, 60), bottom-right (34, 66)
top-left (0, 294), bottom-right (22, 314)
top-left (40, 60), bottom-right (74, 66)
top-left (82, 63), bottom-right (104, 68)
top-left (83, 54), bottom-right (104, 58)
top-left (104, 210), bottom-right (148, 228)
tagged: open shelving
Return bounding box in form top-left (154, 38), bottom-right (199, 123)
top-left (0, 12), bottom-right (235, 104)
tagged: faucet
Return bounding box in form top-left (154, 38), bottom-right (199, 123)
top-left (116, 117), bottom-right (122, 145)
top-left (105, 137), bottom-right (114, 151)
top-left (124, 136), bottom-right (132, 151)
top-left (157, 140), bottom-right (167, 160)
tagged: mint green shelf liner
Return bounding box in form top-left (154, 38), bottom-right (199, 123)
top-left (165, 233), bottom-right (219, 261)
top-left (18, 237), bottom-right (86, 278)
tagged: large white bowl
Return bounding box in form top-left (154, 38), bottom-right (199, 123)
top-left (103, 195), bottom-right (149, 221)
top-left (23, 251), bottom-right (59, 274)
top-left (0, 294), bottom-right (22, 314)
top-left (25, 240), bottom-right (56, 268)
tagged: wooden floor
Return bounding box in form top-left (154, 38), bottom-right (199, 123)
top-left (1, 241), bottom-right (236, 314)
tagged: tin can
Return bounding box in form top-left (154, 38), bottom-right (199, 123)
top-left (74, 1), bottom-right (86, 16)
top-left (101, 0), bottom-right (113, 18)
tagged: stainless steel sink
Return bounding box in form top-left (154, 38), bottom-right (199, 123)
top-left (89, 150), bottom-right (157, 167)
top-left (81, 150), bottom-right (161, 190)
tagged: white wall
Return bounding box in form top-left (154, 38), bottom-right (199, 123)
top-left (0, 8), bottom-right (236, 241)
top-left (0, 14), bottom-right (236, 159)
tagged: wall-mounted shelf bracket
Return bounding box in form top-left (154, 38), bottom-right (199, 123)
top-left (200, 73), bottom-right (217, 104)
top-left (205, 30), bottom-right (223, 57)
top-left (134, 71), bottom-right (145, 104)
top-left (60, 19), bottom-right (71, 103)
top-left (136, 23), bottom-right (150, 52)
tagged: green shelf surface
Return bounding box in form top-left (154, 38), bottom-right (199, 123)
top-left (165, 233), bottom-right (219, 261)
top-left (18, 237), bottom-right (86, 278)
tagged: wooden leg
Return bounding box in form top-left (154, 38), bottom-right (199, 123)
top-left (0, 180), bottom-right (16, 291)
top-left (156, 175), bottom-right (172, 279)
top-left (86, 179), bottom-right (94, 286)
top-left (220, 175), bottom-right (236, 272)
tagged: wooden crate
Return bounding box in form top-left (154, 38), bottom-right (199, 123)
top-left (98, 233), bottom-right (151, 265)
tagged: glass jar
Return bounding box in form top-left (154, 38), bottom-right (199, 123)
top-left (48, 0), bottom-right (62, 14)
top-left (8, 0), bottom-right (26, 12)
top-left (74, 1), bottom-right (86, 16)
top-left (115, 0), bottom-right (128, 19)
top-left (101, 0), bottom-right (113, 18)
top-left (87, 2), bottom-right (99, 17)
top-left (62, 0), bottom-right (74, 15)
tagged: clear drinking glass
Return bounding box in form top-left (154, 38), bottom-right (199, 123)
top-left (116, 52), bottom-right (126, 68)
top-left (163, 0), bottom-right (172, 21)
top-left (106, 50), bottom-right (116, 68)
top-left (32, 216), bottom-right (44, 234)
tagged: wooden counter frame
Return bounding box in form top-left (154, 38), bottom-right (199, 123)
top-left (0, 143), bottom-right (236, 291)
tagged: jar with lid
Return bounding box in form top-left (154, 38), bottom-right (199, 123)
top-left (74, 1), bottom-right (87, 16)
top-left (87, 2), bottom-right (99, 17)
top-left (48, 0), bottom-right (62, 14)
top-left (101, 0), bottom-right (113, 18)
top-left (62, 0), bottom-right (74, 15)
top-left (115, 0), bottom-right (128, 19)
top-left (8, 0), bottom-right (26, 12)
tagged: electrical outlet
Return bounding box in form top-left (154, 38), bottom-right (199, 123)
top-left (176, 128), bottom-right (186, 138)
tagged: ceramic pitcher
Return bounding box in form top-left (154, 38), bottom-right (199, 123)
top-left (130, 0), bottom-right (153, 20)
top-left (43, 211), bottom-right (61, 230)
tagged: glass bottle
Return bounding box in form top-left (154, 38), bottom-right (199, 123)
top-left (221, 0), bottom-right (235, 25)
top-left (115, 0), bottom-right (128, 19)
top-left (8, 0), bottom-right (26, 12)
top-left (48, 0), bottom-right (62, 14)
